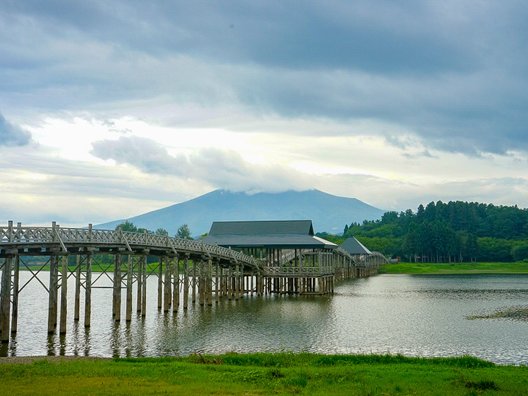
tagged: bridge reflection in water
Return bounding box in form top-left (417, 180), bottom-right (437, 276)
top-left (0, 220), bottom-right (385, 343)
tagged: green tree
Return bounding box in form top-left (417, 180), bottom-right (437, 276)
top-left (116, 220), bottom-right (137, 232)
top-left (176, 224), bottom-right (192, 240)
top-left (155, 228), bottom-right (169, 236)
top-left (512, 243), bottom-right (528, 261)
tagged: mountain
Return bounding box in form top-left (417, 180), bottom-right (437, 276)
top-left (96, 189), bottom-right (385, 236)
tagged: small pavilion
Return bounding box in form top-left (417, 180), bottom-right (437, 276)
top-left (202, 220), bottom-right (350, 295)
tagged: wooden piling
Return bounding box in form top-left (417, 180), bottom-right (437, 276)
top-left (126, 255), bottom-right (133, 322)
top-left (0, 221), bottom-right (13, 341)
top-left (136, 254), bottom-right (143, 313)
top-left (199, 259), bottom-right (205, 306)
top-left (207, 258), bottom-right (213, 306)
top-left (163, 256), bottom-right (172, 312)
top-left (234, 264), bottom-right (240, 301)
top-left (0, 254), bottom-right (13, 341)
top-left (172, 255), bottom-right (179, 312)
top-left (141, 253), bottom-right (147, 317)
top-left (113, 253), bottom-right (122, 321)
top-left (215, 260), bottom-right (220, 304)
top-left (48, 254), bottom-right (59, 333)
top-left (11, 255), bottom-right (20, 334)
top-left (59, 255), bottom-right (68, 334)
top-left (183, 256), bottom-right (189, 310)
top-left (157, 256), bottom-right (163, 310)
top-left (84, 252), bottom-right (92, 328)
top-left (192, 259), bottom-right (197, 304)
top-left (74, 255), bottom-right (81, 321)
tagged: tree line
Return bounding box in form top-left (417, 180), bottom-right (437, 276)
top-left (115, 220), bottom-right (193, 240)
top-left (339, 201), bottom-right (528, 262)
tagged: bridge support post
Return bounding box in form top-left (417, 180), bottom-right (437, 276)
top-left (59, 255), bottom-right (68, 334)
top-left (84, 250), bottom-right (93, 328)
top-left (0, 253), bottom-right (14, 342)
top-left (238, 266), bottom-right (242, 298)
top-left (215, 260), bottom-right (220, 304)
top-left (74, 255), bottom-right (81, 321)
top-left (192, 259), bottom-right (197, 304)
top-left (141, 252), bottom-right (148, 317)
top-left (226, 268), bottom-right (232, 300)
top-left (183, 256), bottom-right (189, 310)
top-left (48, 253), bottom-right (59, 333)
top-left (198, 259), bottom-right (205, 306)
top-left (136, 255), bottom-right (143, 314)
top-left (157, 256), bottom-right (163, 310)
top-left (234, 268), bottom-right (238, 298)
top-left (224, 267), bottom-right (229, 298)
top-left (163, 256), bottom-right (172, 313)
top-left (220, 267), bottom-right (225, 298)
top-left (11, 255), bottom-right (20, 334)
top-left (207, 258), bottom-right (213, 306)
top-left (126, 255), bottom-right (133, 322)
top-left (172, 255), bottom-right (179, 312)
top-left (113, 253), bottom-right (122, 321)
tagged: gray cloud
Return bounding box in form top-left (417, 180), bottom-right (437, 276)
top-left (317, 173), bottom-right (528, 212)
top-left (91, 136), bottom-right (310, 193)
top-left (1, 1), bottom-right (528, 155)
top-left (0, 113), bottom-right (31, 146)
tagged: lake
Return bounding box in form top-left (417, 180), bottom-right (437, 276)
top-left (2, 273), bottom-right (528, 365)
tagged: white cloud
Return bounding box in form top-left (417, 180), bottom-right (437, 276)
top-left (91, 135), bottom-right (311, 193)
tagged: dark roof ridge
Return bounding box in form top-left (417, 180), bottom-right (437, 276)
top-left (209, 220), bottom-right (315, 237)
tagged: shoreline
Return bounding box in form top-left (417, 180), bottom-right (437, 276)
top-left (379, 261), bottom-right (528, 275)
top-left (1, 352), bottom-right (527, 394)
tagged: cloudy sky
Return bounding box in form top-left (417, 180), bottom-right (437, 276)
top-left (1, 0), bottom-right (527, 226)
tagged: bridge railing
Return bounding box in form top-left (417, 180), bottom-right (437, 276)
top-left (263, 266), bottom-right (335, 276)
top-left (0, 223), bottom-right (259, 270)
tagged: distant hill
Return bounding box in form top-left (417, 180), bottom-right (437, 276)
top-left (96, 189), bottom-right (385, 236)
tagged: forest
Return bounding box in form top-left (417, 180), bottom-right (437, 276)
top-left (330, 201), bottom-right (528, 262)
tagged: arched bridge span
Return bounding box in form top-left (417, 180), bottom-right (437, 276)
top-left (0, 222), bottom-right (259, 269)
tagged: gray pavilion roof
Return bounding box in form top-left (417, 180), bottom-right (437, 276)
top-left (340, 237), bottom-right (372, 255)
top-left (202, 220), bottom-right (337, 249)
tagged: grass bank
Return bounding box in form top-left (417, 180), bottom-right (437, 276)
top-left (1, 353), bottom-right (527, 395)
top-left (379, 261), bottom-right (528, 275)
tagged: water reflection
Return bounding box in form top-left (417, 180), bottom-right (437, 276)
top-left (2, 272), bottom-right (528, 364)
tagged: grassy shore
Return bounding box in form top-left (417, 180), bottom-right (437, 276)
top-left (379, 261), bottom-right (528, 275)
top-left (1, 353), bottom-right (527, 395)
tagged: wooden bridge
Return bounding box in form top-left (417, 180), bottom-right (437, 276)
top-left (0, 221), bottom-right (385, 342)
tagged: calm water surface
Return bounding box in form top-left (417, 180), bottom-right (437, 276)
top-left (3, 273), bottom-right (528, 364)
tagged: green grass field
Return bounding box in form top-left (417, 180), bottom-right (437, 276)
top-left (1, 353), bottom-right (527, 395)
top-left (379, 261), bottom-right (528, 275)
